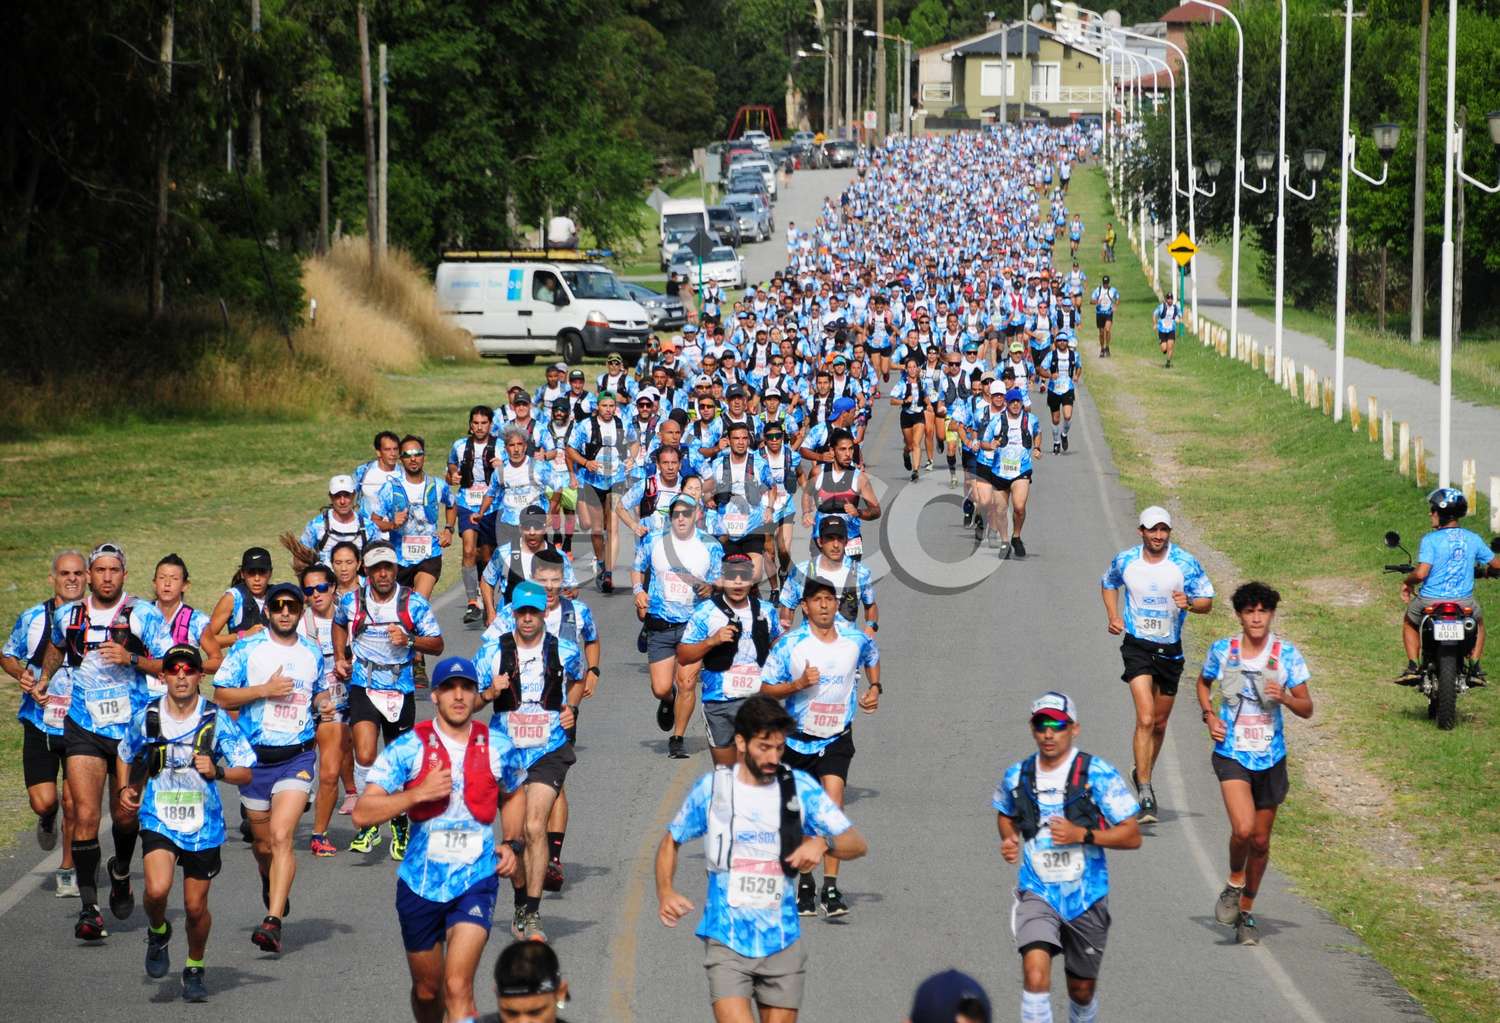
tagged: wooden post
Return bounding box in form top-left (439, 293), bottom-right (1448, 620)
top-left (1367, 396), bottom-right (1379, 442)
top-left (1304, 366), bottom-right (1316, 407)
top-left (1398, 422), bottom-right (1410, 474)
top-left (1460, 459), bottom-right (1476, 508)
top-left (1382, 411), bottom-right (1393, 459)
top-left (1286, 359), bottom-right (1297, 396)
top-left (1322, 379), bottom-right (1333, 416)
top-left (1491, 477), bottom-right (1500, 535)
top-left (358, 3), bottom-right (379, 271)
top-left (1349, 387), bottom-right (1361, 432)
top-left (1414, 436), bottom-right (1427, 486)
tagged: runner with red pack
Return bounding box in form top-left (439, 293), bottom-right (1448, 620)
top-left (355, 655), bottom-right (526, 1023)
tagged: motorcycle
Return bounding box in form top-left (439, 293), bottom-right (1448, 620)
top-left (1382, 529), bottom-right (1493, 729)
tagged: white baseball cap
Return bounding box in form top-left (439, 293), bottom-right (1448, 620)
top-left (1138, 506), bottom-right (1172, 529)
top-left (1030, 691), bottom-right (1077, 724)
top-left (328, 474), bottom-right (355, 495)
top-left (987, 380), bottom-right (1007, 396)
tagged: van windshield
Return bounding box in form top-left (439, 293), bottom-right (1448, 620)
top-left (663, 213), bottom-right (704, 233)
top-left (560, 270), bottom-right (626, 300)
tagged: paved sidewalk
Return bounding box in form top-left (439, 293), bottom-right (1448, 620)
top-left (1190, 248), bottom-right (1499, 493)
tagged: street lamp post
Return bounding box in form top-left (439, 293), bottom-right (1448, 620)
top-left (863, 28), bottom-right (914, 139)
top-left (1185, 1), bottom-right (1245, 356)
top-left (1332, 0), bottom-right (1400, 422)
top-left (1438, 0), bottom-right (1500, 485)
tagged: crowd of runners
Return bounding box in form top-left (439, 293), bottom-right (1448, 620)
top-left (4, 124), bottom-right (1337, 1023)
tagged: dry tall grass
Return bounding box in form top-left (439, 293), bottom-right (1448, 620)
top-left (309, 238), bottom-right (474, 364)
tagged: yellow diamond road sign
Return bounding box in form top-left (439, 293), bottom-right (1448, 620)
top-left (1168, 232), bottom-right (1197, 268)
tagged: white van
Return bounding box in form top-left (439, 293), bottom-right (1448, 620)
top-left (435, 251), bottom-right (651, 365)
top-left (659, 198), bottom-right (710, 268)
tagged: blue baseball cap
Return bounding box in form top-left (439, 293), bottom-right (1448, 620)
top-left (510, 581), bottom-right (547, 614)
top-left (831, 396), bottom-right (858, 419)
top-left (1004, 388), bottom-right (1024, 402)
top-left (431, 656), bottom-right (480, 688)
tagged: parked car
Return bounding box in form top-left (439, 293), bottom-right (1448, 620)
top-left (620, 281), bottom-right (687, 331)
top-left (667, 243), bottom-right (744, 289)
top-left (790, 130), bottom-right (815, 146)
top-left (739, 130), bottom-right (772, 153)
top-left (707, 204), bottom-right (743, 248)
top-left (723, 193), bottom-right (771, 242)
top-left (660, 224), bottom-right (701, 271)
top-left (727, 172), bottom-right (772, 207)
top-left (734, 157), bottom-right (777, 200)
top-left (821, 139), bottom-right (859, 167)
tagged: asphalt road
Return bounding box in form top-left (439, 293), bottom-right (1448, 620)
top-left (0, 167), bottom-right (1427, 1022)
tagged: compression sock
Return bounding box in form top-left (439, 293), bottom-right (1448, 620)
top-left (462, 564), bottom-right (479, 604)
top-left (1068, 997), bottom-right (1098, 1023)
top-left (111, 823), bottom-right (139, 871)
top-left (353, 760), bottom-right (370, 796)
top-left (946, 452), bottom-right (957, 470)
top-left (73, 839), bottom-right (101, 906)
top-left (514, 885), bottom-right (527, 908)
top-left (1022, 989), bottom-right (1053, 1023)
top-left (547, 832), bottom-right (565, 863)
top-left (1062, 418), bottom-right (1071, 437)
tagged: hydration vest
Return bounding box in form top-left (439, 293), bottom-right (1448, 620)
top-left (63, 596), bottom-right (143, 668)
top-left (1008, 752), bottom-right (1104, 842)
top-left (129, 698), bottom-right (218, 788)
top-left (349, 586), bottom-right (416, 638)
top-left (814, 465), bottom-right (859, 515)
top-left (581, 416), bottom-right (623, 462)
top-left (227, 582), bottom-right (268, 633)
top-left (713, 455), bottom-right (768, 512)
top-left (1219, 636), bottom-right (1283, 713)
top-left (315, 509), bottom-right (366, 554)
top-left (458, 436), bottom-right (498, 490)
top-left (503, 543), bottom-right (562, 602)
top-left (706, 764), bottom-right (805, 878)
top-left (28, 597), bottom-right (57, 667)
top-left (996, 413), bottom-right (1033, 451)
top-left (167, 604), bottom-right (196, 647)
top-left (405, 720), bottom-right (500, 825)
top-left (491, 633), bottom-right (566, 713)
top-left (701, 594), bottom-right (772, 673)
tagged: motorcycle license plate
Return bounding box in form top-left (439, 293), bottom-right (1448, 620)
top-left (1432, 621), bottom-right (1464, 642)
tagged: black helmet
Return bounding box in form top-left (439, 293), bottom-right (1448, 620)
top-left (1427, 487), bottom-right (1467, 520)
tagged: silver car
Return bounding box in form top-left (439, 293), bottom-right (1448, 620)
top-left (723, 193), bottom-right (771, 242)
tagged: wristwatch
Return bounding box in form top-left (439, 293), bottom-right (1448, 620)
top-left (587, 666), bottom-right (601, 677)
top-left (867, 621), bottom-right (879, 632)
top-left (1083, 828), bottom-right (1095, 845)
top-left (129, 653), bottom-right (140, 669)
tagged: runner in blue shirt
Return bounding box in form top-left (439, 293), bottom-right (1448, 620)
top-left (36, 541), bottom-right (173, 942)
top-left (0, 549), bottom-right (86, 896)
top-left (355, 656), bottom-right (525, 1023)
top-left (566, 392), bottom-right (637, 594)
top-left (446, 406), bottom-right (502, 627)
top-left (119, 644), bottom-right (256, 1003)
top-left (1099, 506), bottom-right (1214, 823)
top-left (994, 692), bottom-right (1140, 1023)
top-left (296, 474), bottom-right (372, 567)
top-left (1089, 276), bottom-right (1118, 357)
top-left (759, 578), bottom-right (880, 918)
top-left (1196, 582), bottom-right (1314, 946)
top-left (1040, 332), bottom-right (1081, 455)
top-left (332, 541), bottom-right (445, 858)
top-left (1396, 487), bottom-right (1500, 685)
top-left (656, 695), bottom-right (866, 1022)
top-left (979, 387), bottom-right (1043, 559)
top-left (1153, 295), bottom-right (1181, 368)
top-left (368, 435), bottom-right (456, 608)
top-left (474, 582), bottom-right (585, 943)
top-left (212, 581), bottom-right (328, 954)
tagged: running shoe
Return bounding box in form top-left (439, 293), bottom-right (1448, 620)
top-left (1137, 784), bottom-right (1159, 825)
top-left (543, 860), bottom-right (565, 893)
top-left (997, 541), bottom-right (1010, 560)
top-left (667, 735), bottom-right (689, 760)
top-left (1216, 884), bottom-right (1245, 925)
top-left (390, 818), bottom-right (410, 861)
top-left (797, 877), bottom-right (818, 917)
top-left (145, 921), bottom-right (172, 978)
top-left (821, 884), bottom-right (850, 918)
top-left (910, 470), bottom-right (918, 481)
top-left (1010, 537), bottom-right (1027, 559)
top-left (1393, 662), bottom-right (1423, 686)
top-left (36, 810), bottom-right (58, 851)
top-left (463, 603), bottom-right (481, 627)
top-left (1061, 434), bottom-right (1069, 452)
top-left (600, 570), bottom-right (614, 595)
top-left (903, 450), bottom-right (912, 471)
top-left (107, 856), bottom-right (134, 920)
top-left (510, 905), bottom-right (529, 941)
top-left (75, 905), bottom-right (107, 941)
top-left (987, 530), bottom-right (1001, 549)
top-left (516, 909), bottom-right (547, 943)
top-left (349, 825), bottom-right (383, 853)
top-left (656, 693), bottom-right (675, 732)
top-left (1235, 910), bottom-right (1260, 945)
top-left (1165, 357), bottom-right (1173, 369)
top-left (181, 966), bottom-right (209, 1003)
top-left (54, 868), bottom-right (78, 898)
top-left (339, 792), bottom-right (357, 815)
top-left (924, 459), bottom-right (934, 472)
top-left (949, 471), bottom-right (958, 487)
top-left (251, 915), bottom-right (282, 954)
top-left (1053, 441), bottom-right (1061, 455)
top-left (962, 499), bottom-right (974, 526)
top-left (309, 834), bottom-right (337, 857)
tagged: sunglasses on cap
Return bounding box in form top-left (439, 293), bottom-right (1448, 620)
top-left (499, 975), bottom-right (561, 998)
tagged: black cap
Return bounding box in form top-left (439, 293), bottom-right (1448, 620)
top-left (240, 547), bottom-right (272, 572)
top-left (161, 644), bottom-right (203, 673)
top-left (726, 385), bottom-right (746, 399)
top-left (520, 504), bottom-right (549, 527)
top-left (817, 516), bottom-right (848, 540)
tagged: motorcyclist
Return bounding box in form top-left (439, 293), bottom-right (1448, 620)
top-left (1395, 488), bottom-right (1500, 686)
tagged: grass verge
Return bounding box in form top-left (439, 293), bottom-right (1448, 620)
top-left (0, 359), bottom-right (546, 848)
top-left (1071, 167), bottom-right (1500, 1022)
top-left (1200, 229), bottom-right (1500, 410)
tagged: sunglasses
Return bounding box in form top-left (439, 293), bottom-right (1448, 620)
top-left (670, 509), bottom-right (696, 519)
top-left (1030, 717), bottom-right (1068, 733)
top-left (401, 449), bottom-right (425, 458)
top-left (268, 599), bottom-right (302, 614)
top-left (302, 583), bottom-right (332, 595)
top-left (164, 663), bottom-right (200, 677)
